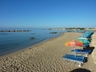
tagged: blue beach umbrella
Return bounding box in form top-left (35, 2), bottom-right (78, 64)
top-left (77, 39), bottom-right (90, 44)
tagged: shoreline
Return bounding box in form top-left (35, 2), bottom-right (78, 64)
top-left (0, 32), bottom-right (65, 59)
top-left (1, 32), bottom-right (96, 72)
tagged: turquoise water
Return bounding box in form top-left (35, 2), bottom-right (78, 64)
top-left (0, 28), bottom-right (65, 56)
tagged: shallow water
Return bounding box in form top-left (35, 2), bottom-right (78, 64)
top-left (0, 28), bottom-right (65, 56)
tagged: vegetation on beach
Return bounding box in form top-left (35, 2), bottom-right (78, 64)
top-left (65, 28), bottom-right (85, 30)
top-left (47, 28), bottom-right (95, 30)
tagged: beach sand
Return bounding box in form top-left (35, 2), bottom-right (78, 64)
top-left (0, 32), bottom-right (96, 72)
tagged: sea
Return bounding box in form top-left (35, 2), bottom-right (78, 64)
top-left (0, 28), bottom-right (66, 56)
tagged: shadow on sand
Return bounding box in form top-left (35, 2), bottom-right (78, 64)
top-left (83, 46), bottom-right (94, 63)
top-left (83, 46), bottom-right (94, 54)
top-left (70, 68), bottom-right (91, 72)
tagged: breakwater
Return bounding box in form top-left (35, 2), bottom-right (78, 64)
top-left (0, 30), bottom-right (30, 32)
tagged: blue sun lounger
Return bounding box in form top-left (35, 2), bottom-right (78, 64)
top-left (62, 54), bottom-right (85, 67)
top-left (71, 49), bottom-right (91, 57)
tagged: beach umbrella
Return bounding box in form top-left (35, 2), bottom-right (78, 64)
top-left (78, 37), bottom-right (88, 40)
top-left (65, 40), bottom-right (83, 48)
top-left (76, 38), bottom-right (90, 48)
top-left (77, 39), bottom-right (90, 44)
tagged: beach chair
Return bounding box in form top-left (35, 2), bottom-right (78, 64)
top-left (62, 54), bottom-right (86, 67)
top-left (71, 49), bottom-right (91, 57)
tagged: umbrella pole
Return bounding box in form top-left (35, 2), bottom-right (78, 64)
top-left (75, 53), bottom-right (77, 57)
top-left (74, 46), bottom-right (77, 57)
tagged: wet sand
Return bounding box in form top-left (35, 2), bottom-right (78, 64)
top-left (0, 32), bottom-right (96, 72)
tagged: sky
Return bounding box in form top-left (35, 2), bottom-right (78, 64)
top-left (0, 0), bottom-right (96, 28)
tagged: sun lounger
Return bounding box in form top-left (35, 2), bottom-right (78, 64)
top-left (71, 49), bottom-right (91, 57)
top-left (62, 54), bottom-right (85, 67)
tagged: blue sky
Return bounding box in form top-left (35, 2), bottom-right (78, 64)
top-left (0, 0), bottom-right (96, 28)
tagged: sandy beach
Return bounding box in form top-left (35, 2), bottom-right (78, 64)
top-left (0, 32), bottom-right (96, 72)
